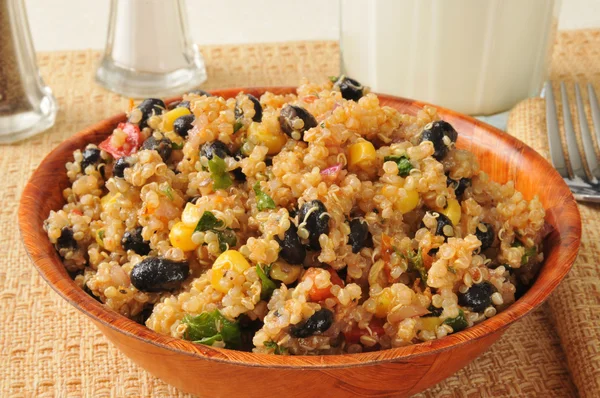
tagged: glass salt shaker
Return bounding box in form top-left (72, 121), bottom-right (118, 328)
top-left (0, 0), bottom-right (58, 144)
top-left (95, 0), bottom-right (207, 98)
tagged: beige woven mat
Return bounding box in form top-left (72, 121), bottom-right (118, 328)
top-left (1, 31), bottom-right (598, 397)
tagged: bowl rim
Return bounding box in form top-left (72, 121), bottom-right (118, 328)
top-left (19, 86), bottom-right (581, 369)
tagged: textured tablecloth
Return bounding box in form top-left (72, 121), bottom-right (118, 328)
top-left (2, 30), bottom-right (599, 397)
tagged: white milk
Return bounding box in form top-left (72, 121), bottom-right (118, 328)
top-left (340, 0), bottom-right (560, 115)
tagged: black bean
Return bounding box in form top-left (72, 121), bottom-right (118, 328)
top-left (334, 76), bottom-right (364, 101)
top-left (130, 98), bottom-right (166, 129)
top-left (56, 227), bottom-right (77, 250)
top-left (173, 114), bottom-right (195, 137)
top-left (113, 157), bottom-right (130, 178)
top-left (200, 141), bottom-right (231, 160)
top-left (80, 147), bottom-right (101, 172)
top-left (121, 227), bottom-right (151, 255)
top-left (248, 94), bottom-right (262, 122)
top-left (142, 136), bottom-right (173, 162)
top-left (447, 177), bottom-right (471, 200)
top-left (176, 100), bottom-right (191, 110)
top-left (189, 89), bottom-right (212, 97)
top-left (419, 120), bottom-right (458, 160)
top-left (290, 308), bottom-right (334, 338)
top-left (279, 105), bottom-right (317, 140)
top-left (130, 257), bottom-right (189, 292)
top-left (475, 222), bottom-right (495, 251)
top-left (231, 167), bottom-right (246, 182)
top-left (458, 281), bottom-right (496, 312)
top-left (348, 218), bottom-right (369, 253)
top-left (187, 195), bottom-right (201, 204)
top-left (423, 211), bottom-right (454, 241)
top-left (234, 94), bottom-right (262, 123)
top-left (276, 223), bottom-right (306, 265)
top-left (298, 200), bottom-right (330, 250)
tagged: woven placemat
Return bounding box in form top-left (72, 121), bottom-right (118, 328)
top-left (0, 32), bottom-right (597, 397)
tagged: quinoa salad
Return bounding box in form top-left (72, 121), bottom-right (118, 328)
top-left (45, 77), bottom-right (546, 355)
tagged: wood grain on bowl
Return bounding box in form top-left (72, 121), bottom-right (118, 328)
top-left (18, 87), bottom-right (581, 398)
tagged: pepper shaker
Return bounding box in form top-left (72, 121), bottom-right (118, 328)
top-left (0, 0), bottom-right (58, 144)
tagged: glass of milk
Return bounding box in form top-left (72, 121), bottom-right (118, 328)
top-left (340, 0), bottom-right (561, 118)
top-left (96, 0), bottom-right (207, 98)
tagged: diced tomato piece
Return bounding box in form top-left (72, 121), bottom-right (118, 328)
top-left (302, 267), bottom-right (344, 302)
top-left (302, 95), bottom-right (318, 103)
top-left (381, 233), bottom-right (393, 265)
top-left (71, 209), bottom-right (83, 216)
top-left (98, 122), bottom-right (142, 159)
top-left (343, 318), bottom-right (386, 345)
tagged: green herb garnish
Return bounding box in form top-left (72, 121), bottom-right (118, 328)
top-left (443, 309), bottom-right (468, 332)
top-left (208, 155), bottom-right (233, 190)
top-left (512, 240), bottom-right (537, 265)
top-left (328, 75), bottom-right (339, 83)
top-left (264, 340), bottom-right (288, 355)
top-left (171, 141), bottom-right (184, 150)
top-left (521, 246), bottom-right (537, 265)
top-left (217, 228), bottom-right (237, 252)
top-left (194, 211), bottom-right (237, 252)
top-left (98, 230), bottom-right (105, 241)
top-left (162, 186), bottom-right (174, 200)
top-left (253, 182), bottom-right (276, 211)
top-left (256, 264), bottom-right (277, 300)
top-left (403, 247), bottom-right (427, 282)
top-left (233, 120), bottom-right (244, 133)
top-left (182, 310), bottom-right (241, 348)
top-left (384, 155), bottom-right (414, 177)
top-left (195, 211), bottom-right (224, 232)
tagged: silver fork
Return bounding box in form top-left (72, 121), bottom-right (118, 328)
top-left (545, 81), bottom-right (600, 202)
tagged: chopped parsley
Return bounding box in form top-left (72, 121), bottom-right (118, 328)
top-left (171, 141), bottom-right (184, 150)
top-left (162, 186), bottom-right (174, 200)
top-left (208, 155), bottom-right (233, 190)
top-left (253, 182), bottom-right (276, 211)
top-left (182, 310), bottom-right (241, 348)
top-left (195, 211), bottom-right (224, 232)
top-left (233, 120), bottom-right (244, 133)
top-left (98, 230), bottom-right (105, 241)
top-left (384, 155), bottom-right (414, 177)
top-left (401, 247), bottom-right (427, 282)
top-left (443, 309), bottom-right (468, 332)
top-left (256, 264), bottom-right (277, 300)
top-left (194, 211), bottom-right (237, 252)
top-left (264, 340), bottom-right (288, 355)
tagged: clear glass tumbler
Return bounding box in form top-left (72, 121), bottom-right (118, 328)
top-left (0, 0), bottom-right (58, 144)
top-left (95, 0), bottom-right (207, 98)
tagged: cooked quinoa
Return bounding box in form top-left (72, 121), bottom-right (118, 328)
top-left (45, 77), bottom-right (546, 355)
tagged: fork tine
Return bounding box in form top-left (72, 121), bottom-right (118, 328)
top-left (588, 83), bottom-right (600, 147)
top-left (545, 82), bottom-right (569, 178)
top-left (561, 82), bottom-right (586, 179)
top-left (575, 83), bottom-right (600, 180)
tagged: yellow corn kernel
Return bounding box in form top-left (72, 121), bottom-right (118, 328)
top-left (269, 261), bottom-right (303, 284)
top-left (247, 122), bottom-right (287, 155)
top-left (374, 287), bottom-right (394, 318)
top-left (442, 198), bottom-right (462, 225)
top-left (348, 141), bottom-right (377, 171)
top-left (169, 221), bottom-right (198, 252)
top-left (100, 192), bottom-right (122, 210)
top-left (162, 107), bottom-right (191, 132)
top-left (181, 202), bottom-right (202, 227)
top-left (211, 250), bottom-right (252, 293)
top-left (393, 189), bottom-right (419, 214)
top-left (420, 316), bottom-right (443, 332)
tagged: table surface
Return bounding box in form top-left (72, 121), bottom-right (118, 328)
top-left (1, 30), bottom-right (599, 397)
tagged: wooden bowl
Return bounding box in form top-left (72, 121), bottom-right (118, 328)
top-left (19, 88), bottom-right (581, 397)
